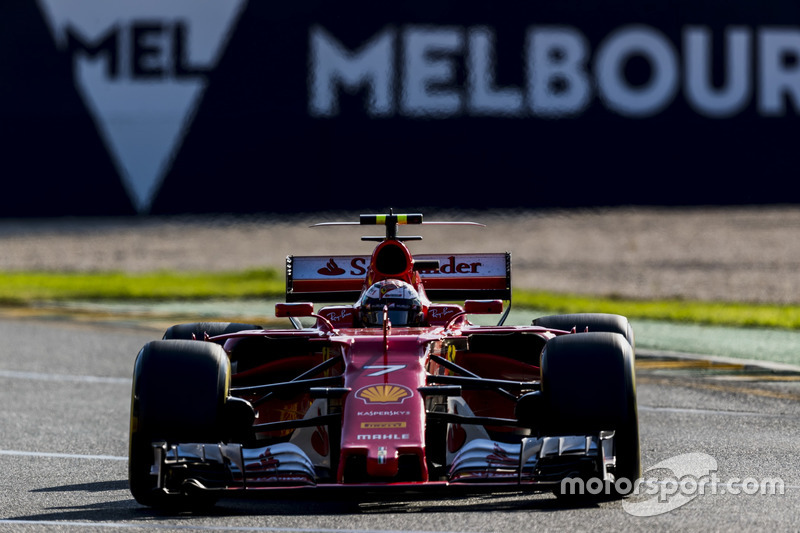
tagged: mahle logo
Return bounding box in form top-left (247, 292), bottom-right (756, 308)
top-left (37, 0), bottom-right (247, 213)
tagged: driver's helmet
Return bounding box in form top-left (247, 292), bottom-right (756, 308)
top-left (359, 280), bottom-right (424, 327)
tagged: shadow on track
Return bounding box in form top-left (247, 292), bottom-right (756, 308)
top-left (6, 481), bottom-right (616, 524)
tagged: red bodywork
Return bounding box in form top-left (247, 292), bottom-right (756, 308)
top-left (138, 214), bottom-right (632, 501)
top-left (131, 214), bottom-right (636, 505)
top-left (212, 233), bottom-right (548, 488)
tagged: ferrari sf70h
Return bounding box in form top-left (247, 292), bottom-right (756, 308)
top-left (128, 212), bottom-right (640, 508)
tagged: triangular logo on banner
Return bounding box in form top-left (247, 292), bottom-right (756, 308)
top-left (37, 0), bottom-right (247, 213)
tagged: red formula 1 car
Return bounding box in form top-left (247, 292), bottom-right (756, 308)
top-left (128, 212), bottom-right (640, 508)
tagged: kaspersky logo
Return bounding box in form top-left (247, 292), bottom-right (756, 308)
top-left (37, 0), bottom-right (247, 213)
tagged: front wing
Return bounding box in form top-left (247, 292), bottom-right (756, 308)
top-left (146, 432), bottom-right (616, 497)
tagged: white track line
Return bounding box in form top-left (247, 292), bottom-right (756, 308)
top-left (0, 369), bottom-right (130, 385)
top-left (0, 520), bottom-right (463, 533)
top-left (639, 405), bottom-right (795, 418)
top-left (0, 449), bottom-right (127, 461)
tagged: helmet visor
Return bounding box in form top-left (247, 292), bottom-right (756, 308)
top-left (362, 306), bottom-right (420, 327)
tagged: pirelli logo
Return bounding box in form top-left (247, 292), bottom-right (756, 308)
top-left (360, 421), bottom-right (407, 429)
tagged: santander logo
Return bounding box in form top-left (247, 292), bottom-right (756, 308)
top-left (317, 259), bottom-right (346, 276)
top-left (312, 256), bottom-right (487, 278)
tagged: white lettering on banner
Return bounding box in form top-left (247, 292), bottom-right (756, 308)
top-left (468, 27), bottom-right (524, 116)
top-left (36, 0), bottom-right (246, 213)
top-left (595, 25), bottom-right (679, 117)
top-left (309, 26), bottom-right (395, 117)
top-left (528, 26), bottom-right (592, 117)
top-left (401, 27), bottom-right (464, 117)
top-left (309, 24), bottom-right (800, 119)
top-left (684, 27), bottom-right (751, 118)
top-left (759, 29), bottom-right (800, 116)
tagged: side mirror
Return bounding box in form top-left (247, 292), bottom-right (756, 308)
top-left (275, 302), bottom-right (315, 317)
top-left (463, 299), bottom-right (503, 314)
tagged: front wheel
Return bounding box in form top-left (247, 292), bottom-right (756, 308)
top-left (539, 332), bottom-right (640, 496)
top-left (128, 340), bottom-right (230, 508)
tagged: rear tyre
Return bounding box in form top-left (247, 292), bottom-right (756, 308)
top-left (163, 322), bottom-right (260, 341)
top-left (532, 313), bottom-right (634, 348)
top-left (539, 332), bottom-right (640, 497)
top-left (128, 340), bottom-right (230, 508)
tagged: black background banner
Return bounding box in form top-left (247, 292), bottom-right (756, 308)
top-left (1, 1), bottom-right (798, 216)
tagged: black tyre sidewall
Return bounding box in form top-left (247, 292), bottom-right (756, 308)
top-left (129, 340), bottom-right (230, 506)
top-left (540, 332), bottom-right (641, 490)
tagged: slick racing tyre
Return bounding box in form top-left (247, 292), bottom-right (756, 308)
top-left (539, 332), bottom-right (640, 497)
top-left (163, 322), bottom-right (261, 342)
top-left (128, 340), bottom-right (230, 508)
top-left (532, 313), bottom-right (634, 348)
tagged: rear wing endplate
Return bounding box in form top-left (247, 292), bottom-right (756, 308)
top-left (286, 253), bottom-right (511, 303)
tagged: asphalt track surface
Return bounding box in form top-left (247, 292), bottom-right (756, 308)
top-left (0, 317), bottom-right (798, 532)
top-left (1, 207), bottom-right (799, 530)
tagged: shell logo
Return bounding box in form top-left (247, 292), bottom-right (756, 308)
top-left (355, 384), bottom-right (413, 404)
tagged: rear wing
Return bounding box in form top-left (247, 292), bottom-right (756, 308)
top-left (286, 253), bottom-right (511, 303)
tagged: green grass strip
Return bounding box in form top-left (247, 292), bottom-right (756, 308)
top-left (0, 269), bottom-right (284, 302)
top-left (0, 269), bottom-right (797, 330)
top-left (513, 290), bottom-right (800, 330)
